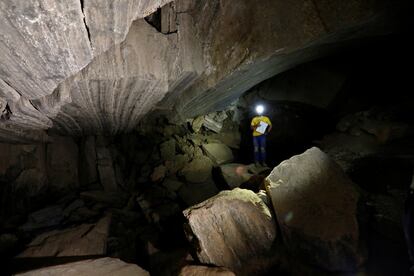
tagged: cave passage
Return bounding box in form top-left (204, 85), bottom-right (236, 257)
top-left (1, 1), bottom-right (414, 275)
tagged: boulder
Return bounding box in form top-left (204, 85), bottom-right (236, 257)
top-left (191, 116), bottom-right (204, 133)
top-left (179, 265), bottom-right (235, 276)
top-left (180, 156), bottom-right (213, 184)
top-left (162, 178), bottom-right (184, 192)
top-left (16, 257), bottom-right (149, 276)
top-left (165, 154), bottom-right (190, 174)
top-left (265, 147), bottom-right (361, 271)
top-left (18, 215), bottom-right (111, 258)
top-left (202, 143), bottom-right (233, 165)
top-left (160, 139), bottom-right (176, 161)
top-left (203, 112), bottom-right (228, 133)
top-left (183, 188), bottom-right (278, 275)
top-left (211, 131), bottom-right (241, 149)
top-left (218, 163), bottom-right (253, 189)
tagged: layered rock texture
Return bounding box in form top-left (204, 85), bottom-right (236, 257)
top-left (183, 188), bottom-right (278, 276)
top-left (265, 147), bottom-right (361, 271)
top-left (0, 0), bottom-right (408, 142)
top-left (18, 215), bottom-right (111, 258)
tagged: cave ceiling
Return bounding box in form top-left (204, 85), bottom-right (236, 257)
top-left (0, 0), bottom-right (408, 143)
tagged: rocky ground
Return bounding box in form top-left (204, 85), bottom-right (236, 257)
top-left (0, 102), bottom-right (413, 275)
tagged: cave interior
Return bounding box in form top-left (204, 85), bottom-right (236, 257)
top-left (0, 0), bottom-right (414, 275)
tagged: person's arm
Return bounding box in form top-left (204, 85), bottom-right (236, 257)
top-left (266, 124), bottom-right (272, 134)
top-left (251, 118), bottom-right (259, 131)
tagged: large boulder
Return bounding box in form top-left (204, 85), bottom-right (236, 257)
top-left (179, 265), bottom-right (235, 276)
top-left (16, 257), bottom-right (149, 276)
top-left (180, 156), bottom-right (213, 183)
top-left (18, 215), bottom-right (111, 258)
top-left (265, 147), bottom-right (362, 271)
top-left (183, 188), bottom-right (278, 275)
top-left (202, 143), bottom-right (233, 165)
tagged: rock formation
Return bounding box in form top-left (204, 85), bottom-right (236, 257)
top-left (0, 0), bottom-right (407, 142)
top-left (265, 147), bottom-right (362, 271)
top-left (183, 188), bottom-right (278, 275)
top-left (16, 257), bottom-right (149, 276)
top-left (179, 265), bottom-right (236, 276)
top-left (18, 215), bottom-right (111, 258)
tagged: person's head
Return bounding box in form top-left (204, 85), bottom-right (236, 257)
top-left (255, 105), bottom-right (264, 115)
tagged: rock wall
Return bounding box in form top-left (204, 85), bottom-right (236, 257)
top-left (0, 137), bottom-right (78, 225)
top-left (0, 0), bottom-right (408, 142)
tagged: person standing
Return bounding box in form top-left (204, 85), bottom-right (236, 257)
top-left (251, 105), bottom-right (272, 167)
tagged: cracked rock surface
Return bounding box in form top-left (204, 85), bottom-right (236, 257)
top-left (0, 0), bottom-right (406, 142)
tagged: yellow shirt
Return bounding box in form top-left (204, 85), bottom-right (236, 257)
top-left (251, 116), bottom-right (272, 136)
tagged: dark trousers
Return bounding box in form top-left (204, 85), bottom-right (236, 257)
top-left (403, 190), bottom-right (414, 265)
top-left (253, 135), bottom-right (266, 163)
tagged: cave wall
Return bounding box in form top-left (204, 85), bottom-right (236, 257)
top-left (0, 137), bottom-right (78, 225)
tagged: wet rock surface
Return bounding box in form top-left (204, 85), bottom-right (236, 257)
top-left (183, 188), bottom-right (278, 275)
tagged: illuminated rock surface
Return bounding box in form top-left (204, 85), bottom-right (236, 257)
top-left (183, 188), bottom-right (278, 275)
top-left (0, 0), bottom-right (405, 141)
top-left (16, 257), bottom-right (149, 276)
top-left (265, 147), bottom-right (362, 271)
